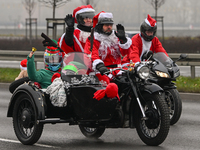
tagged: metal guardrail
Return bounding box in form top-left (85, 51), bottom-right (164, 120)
top-left (0, 50), bottom-right (44, 62)
top-left (1, 50), bottom-right (200, 78)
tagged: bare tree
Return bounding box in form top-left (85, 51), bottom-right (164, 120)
top-left (80, 0), bottom-right (98, 8)
top-left (144, 0), bottom-right (166, 21)
top-left (38, 0), bottom-right (71, 19)
top-left (22, 0), bottom-right (37, 44)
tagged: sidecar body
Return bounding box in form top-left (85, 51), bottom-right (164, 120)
top-left (7, 52), bottom-right (118, 128)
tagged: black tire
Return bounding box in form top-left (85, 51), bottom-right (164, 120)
top-left (165, 89), bottom-right (182, 125)
top-left (134, 92), bottom-right (170, 146)
top-left (9, 77), bottom-right (30, 93)
top-left (12, 93), bottom-right (44, 145)
top-left (79, 125), bottom-right (105, 139)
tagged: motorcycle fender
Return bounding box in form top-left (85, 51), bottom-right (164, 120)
top-left (162, 83), bottom-right (177, 90)
top-left (7, 83), bottom-right (45, 120)
top-left (142, 83), bottom-right (163, 94)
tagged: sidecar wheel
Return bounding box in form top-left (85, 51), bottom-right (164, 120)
top-left (165, 89), bottom-right (182, 125)
top-left (12, 93), bottom-right (43, 145)
top-left (134, 92), bottom-right (170, 146)
top-left (9, 77), bottom-right (30, 93)
top-left (79, 125), bottom-right (105, 139)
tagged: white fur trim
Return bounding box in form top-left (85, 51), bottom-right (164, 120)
top-left (75, 8), bottom-right (95, 18)
top-left (145, 18), bottom-right (156, 27)
top-left (99, 12), bottom-right (113, 19)
top-left (92, 59), bottom-right (104, 71)
top-left (20, 65), bottom-right (27, 70)
top-left (59, 33), bottom-right (65, 48)
top-left (73, 35), bottom-right (84, 52)
top-left (119, 37), bottom-right (132, 49)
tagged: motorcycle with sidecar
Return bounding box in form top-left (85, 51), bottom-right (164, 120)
top-left (7, 51), bottom-right (170, 146)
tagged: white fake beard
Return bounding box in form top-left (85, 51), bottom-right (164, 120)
top-left (79, 31), bottom-right (91, 43)
top-left (94, 31), bottom-right (121, 60)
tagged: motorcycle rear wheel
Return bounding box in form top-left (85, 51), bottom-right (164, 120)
top-left (165, 89), bottom-right (182, 125)
top-left (79, 125), bottom-right (105, 139)
top-left (134, 92), bottom-right (170, 146)
top-left (12, 93), bottom-right (44, 145)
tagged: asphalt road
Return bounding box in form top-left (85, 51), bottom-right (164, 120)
top-left (1, 85), bottom-right (200, 150)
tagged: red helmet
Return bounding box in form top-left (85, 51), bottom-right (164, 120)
top-left (140, 14), bottom-right (157, 41)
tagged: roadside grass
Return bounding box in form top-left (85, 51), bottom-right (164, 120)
top-left (0, 68), bottom-right (200, 93)
top-left (175, 76), bottom-right (200, 93)
top-left (0, 68), bottom-right (20, 83)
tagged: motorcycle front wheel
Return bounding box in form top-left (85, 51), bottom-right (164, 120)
top-left (79, 125), bottom-right (105, 139)
top-left (134, 92), bottom-right (170, 146)
top-left (165, 89), bottom-right (182, 125)
top-left (12, 93), bottom-right (44, 145)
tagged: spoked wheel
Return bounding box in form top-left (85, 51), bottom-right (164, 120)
top-left (12, 93), bottom-right (43, 145)
top-left (79, 125), bottom-right (105, 139)
top-left (134, 92), bottom-right (170, 146)
top-left (165, 89), bottom-right (182, 125)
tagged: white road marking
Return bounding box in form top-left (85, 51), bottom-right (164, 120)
top-left (0, 138), bottom-right (59, 148)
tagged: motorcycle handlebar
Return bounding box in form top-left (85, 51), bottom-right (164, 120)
top-left (103, 68), bottom-right (127, 75)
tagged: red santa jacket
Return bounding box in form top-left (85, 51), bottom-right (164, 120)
top-left (58, 28), bottom-right (91, 54)
top-left (84, 30), bottom-right (132, 70)
top-left (122, 33), bottom-right (168, 65)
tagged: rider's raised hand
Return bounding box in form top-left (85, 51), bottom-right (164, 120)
top-left (64, 14), bottom-right (75, 28)
top-left (29, 51), bottom-right (34, 58)
top-left (114, 24), bottom-right (127, 44)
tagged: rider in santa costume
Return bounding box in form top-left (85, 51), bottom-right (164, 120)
top-left (84, 11), bottom-right (132, 83)
top-left (58, 5), bottom-right (95, 54)
top-left (122, 14), bottom-right (168, 67)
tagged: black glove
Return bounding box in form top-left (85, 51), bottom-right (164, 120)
top-left (42, 39), bottom-right (57, 47)
top-left (64, 14), bottom-right (74, 27)
top-left (114, 24), bottom-right (127, 44)
top-left (64, 14), bottom-right (75, 46)
top-left (96, 63), bottom-right (109, 75)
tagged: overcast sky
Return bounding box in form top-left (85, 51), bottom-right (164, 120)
top-left (1, 0), bottom-right (200, 29)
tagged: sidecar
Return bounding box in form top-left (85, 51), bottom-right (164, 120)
top-left (7, 52), bottom-right (119, 145)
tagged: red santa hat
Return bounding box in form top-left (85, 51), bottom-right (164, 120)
top-left (20, 59), bottom-right (27, 70)
top-left (93, 11), bottom-right (113, 28)
top-left (73, 5), bottom-right (95, 23)
top-left (145, 14), bottom-right (157, 27)
top-left (93, 83), bottom-right (120, 101)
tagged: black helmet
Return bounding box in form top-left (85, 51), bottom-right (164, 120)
top-left (140, 14), bottom-right (157, 41)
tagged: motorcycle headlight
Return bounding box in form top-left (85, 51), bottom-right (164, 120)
top-left (137, 65), bottom-right (150, 79)
top-left (155, 71), bottom-right (170, 78)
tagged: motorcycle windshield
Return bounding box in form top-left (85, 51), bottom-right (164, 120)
top-left (153, 52), bottom-right (173, 67)
top-left (61, 52), bottom-right (92, 76)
